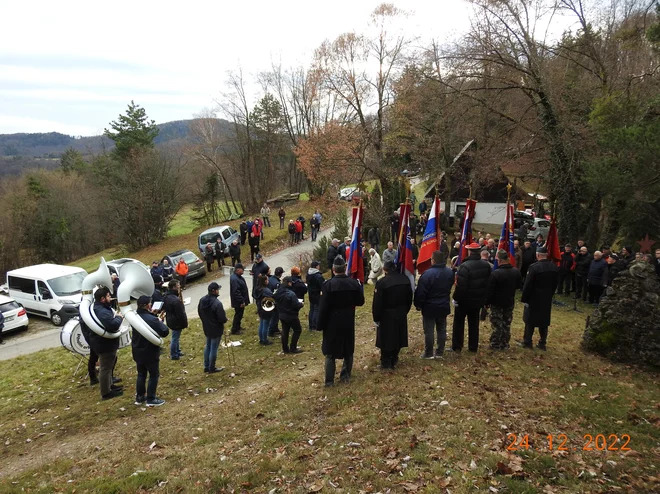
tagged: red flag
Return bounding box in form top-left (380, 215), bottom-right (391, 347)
top-left (457, 199), bottom-right (477, 266)
top-left (546, 217), bottom-right (561, 265)
top-left (417, 196), bottom-right (441, 274)
top-left (346, 205), bottom-right (364, 282)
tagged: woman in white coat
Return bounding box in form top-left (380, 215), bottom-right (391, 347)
top-left (368, 248), bottom-right (383, 284)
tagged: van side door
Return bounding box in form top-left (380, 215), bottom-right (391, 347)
top-left (8, 276), bottom-right (44, 315)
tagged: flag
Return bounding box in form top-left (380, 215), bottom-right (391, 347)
top-left (396, 203), bottom-right (416, 289)
top-left (417, 196), bottom-right (441, 274)
top-left (545, 217), bottom-right (561, 265)
top-left (456, 199), bottom-right (477, 266)
top-left (494, 203), bottom-right (516, 268)
top-left (346, 204), bottom-right (364, 282)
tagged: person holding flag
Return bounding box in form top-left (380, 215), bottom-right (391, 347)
top-left (494, 201), bottom-right (516, 268)
top-left (395, 202), bottom-right (416, 290)
top-left (346, 204), bottom-right (364, 283)
top-left (456, 199), bottom-right (477, 267)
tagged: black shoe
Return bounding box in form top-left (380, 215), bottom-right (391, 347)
top-left (208, 367), bottom-right (225, 373)
top-left (135, 395), bottom-right (146, 406)
top-left (89, 378), bottom-right (99, 386)
top-left (263, 340), bottom-right (273, 345)
top-left (110, 384), bottom-right (124, 391)
top-left (289, 348), bottom-right (303, 354)
top-left (536, 343), bottom-right (547, 351)
top-left (102, 389), bottom-right (124, 400)
top-left (517, 341), bottom-right (533, 349)
top-left (447, 348), bottom-right (461, 353)
top-left (146, 397), bottom-right (165, 407)
top-left (204, 368), bottom-right (209, 373)
top-left (177, 352), bottom-right (185, 357)
top-left (420, 354), bottom-right (434, 360)
top-left (231, 330), bottom-right (243, 335)
top-left (112, 377), bottom-right (122, 384)
top-left (170, 356), bottom-right (180, 360)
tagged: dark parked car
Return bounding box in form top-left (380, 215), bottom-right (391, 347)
top-left (161, 249), bottom-right (206, 281)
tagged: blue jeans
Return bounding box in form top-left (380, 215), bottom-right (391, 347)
top-left (308, 302), bottom-right (319, 330)
top-left (170, 329), bottom-right (182, 358)
top-left (135, 358), bottom-right (160, 400)
top-left (259, 315), bottom-right (271, 342)
top-left (268, 309), bottom-right (280, 334)
top-left (204, 336), bottom-right (221, 370)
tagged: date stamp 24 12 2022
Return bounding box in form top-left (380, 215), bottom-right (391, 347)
top-left (506, 433), bottom-right (631, 452)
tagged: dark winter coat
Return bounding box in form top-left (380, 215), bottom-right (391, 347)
top-left (204, 247), bottom-right (215, 264)
top-left (306, 269), bottom-right (325, 304)
top-left (162, 264), bottom-right (174, 281)
top-left (132, 308), bottom-right (169, 363)
top-left (267, 275), bottom-right (281, 293)
top-left (367, 228), bottom-right (380, 247)
top-left (521, 259), bottom-right (559, 328)
top-left (151, 288), bottom-right (164, 304)
top-left (80, 301), bottom-right (122, 354)
top-left (338, 243), bottom-right (348, 260)
top-left (318, 274), bottom-right (365, 358)
top-left (574, 252), bottom-right (592, 276)
top-left (230, 273), bottom-right (250, 308)
top-left (288, 223), bottom-right (296, 234)
top-left (274, 285), bottom-right (303, 322)
top-left (229, 243), bottom-right (241, 259)
top-left (414, 263), bottom-right (454, 318)
top-left (559, 252), bottom-right (575, 272)
top-left (251, 260), bottom-right (270, 290)
top-left (485, 264), bottom-right (522, 309)
top-left (214, 240), bottom-right (226, 259)
top-left (254, 286), bottom-right (274, 319)
top-left (197, 293), bottom-right (228, 338)
top-left (587, 258), bottom-right (607, 286)
top-left (290, 275), bottom-right (308, 300)
top-left (521, 246), bottom-right (536, 269)
top-left (163, 291), bottom-right (188, 331)
top-left (327, 244), bottom-right (339, 268)
top-left (452, 253), bottom-right (492, 311)
top-left (372, 271), bottom-right (413, 351)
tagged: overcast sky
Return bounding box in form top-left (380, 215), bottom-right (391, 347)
top-left (0, 0), bottom-right (477, 136)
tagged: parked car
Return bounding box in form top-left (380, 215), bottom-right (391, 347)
top-left (5, 264), bottom-right (86, 326)
top-left (527, 218), bottom-right (551, 241)
top-left (161, 249), bottom-right (206, 281)
top-left (0, 294), bottom-right (29, 333)
top-left (106, 258), bottom-right (150, 279)
top-left (197, 226), bottom-right (239, 255)
top-left (338, 187), bottom-right (357, 201)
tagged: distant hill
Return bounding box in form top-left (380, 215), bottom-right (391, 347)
top-left (0, 118), bottom-right (234, 177)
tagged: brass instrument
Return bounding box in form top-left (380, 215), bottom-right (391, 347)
top-left (260, 297), bottom-right (276, 312)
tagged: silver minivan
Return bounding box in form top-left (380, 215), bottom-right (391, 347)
top-left (6, 264), bottom-right (87, 326)
top-left (198, 226), bottom-right (239, 256)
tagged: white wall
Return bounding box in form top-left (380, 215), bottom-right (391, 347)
top-left (441, 201), bottom-right (506, 226)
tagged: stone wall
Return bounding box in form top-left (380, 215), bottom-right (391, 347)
top-left (582, 262), bottom-right (660, 367)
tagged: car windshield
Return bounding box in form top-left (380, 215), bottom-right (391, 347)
top-left (47, 272), bottom-right (86, 296)
top-left (0, 301), bottom-right (21, 313)
top-left (200, 232), bottom-right (221, 244)
top-left (177, 252), bottom-right (199, 264)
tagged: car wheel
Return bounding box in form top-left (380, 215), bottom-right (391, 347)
top-left (50, 311), bottom-right (63, 326)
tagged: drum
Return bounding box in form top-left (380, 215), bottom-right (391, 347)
top-left (118, 320), bottom-right (132, 349)
top-left (60, 318), bottom-right (90, 356)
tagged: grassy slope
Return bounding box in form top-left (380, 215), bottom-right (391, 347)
top-left (0, 288), bottom-right (658, 493)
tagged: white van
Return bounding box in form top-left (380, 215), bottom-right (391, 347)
top-left (6, 264), bottom-right (87, 326)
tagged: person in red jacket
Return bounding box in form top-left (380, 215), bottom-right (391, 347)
top-left (294, 219), bottom-right (302, 244)
top-left (557, 244), bottom-right (575, 296)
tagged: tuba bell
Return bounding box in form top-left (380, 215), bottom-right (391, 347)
top-left (117, 262), bottom-right (164, 346)
top-left (260, 297), bottom-right (276, 312)
top-left (80, 257), bottom-right (122, 339)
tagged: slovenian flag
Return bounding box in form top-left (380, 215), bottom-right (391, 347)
top-left (495, 203), bottom-right (516, 268)
top-left (346, 204), bottom-right (364, 282)
top-left (396, 203), bottom-right (416, 289)
top-left (417, 196), bottom-right (441, 274)
top-left (456, 199), bottom-right (477, 266)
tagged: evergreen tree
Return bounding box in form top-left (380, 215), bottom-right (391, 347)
top-left (104, 101), bottom-right (159, 159)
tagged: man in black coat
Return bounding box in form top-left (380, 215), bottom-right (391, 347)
top-left (655, 248), bottom-right (660, 279)
top-left (318, 256), bottom-right (365, 386)
top-left (230, 264), bottom-right (250, 335)
top-left (198, 282), bottom-right (228, 373)
top-left (557, 244), bottom-right (575, 296)
top-left (373, 261), bottom-right (413, 369)
top-left (268, 267), bottom-right (284, 336)
top-left (290, 266), bottom-right (308, 301)
top-left (338, 237), bottom-right (350, 261)
top-left (250, 254), bottom-right (270, 295)
top-left (163, 280), bottom-right (188, 360)
top-left (485, 250), bottom-right (522, 350)
top-left (239, 220), bottom-right (248, 245)
top-left (414, 251), bottom-right (454, 358)
top-left (274, 276), bottom-right (305, 353)
top-left (520, 247), bottom-right (559, 350)
top-left (520, 240), bottom-right (536, 281)
top-left (133, 296), bottom-right (169, 407)
top-left (587, 251), bottom-right (607, 304)
top-left (574, 246), bottom-right (592, 301)
top-left (327, 239), bottom-right (340, 274)
top-left (451, 243), bottom-right (492, 352)
top-left (214, 237), bottom-right (226, 270)
top-left (80, 287), bottom-right (124, 400)
top-left (306, 261), bottom-right (325, 331)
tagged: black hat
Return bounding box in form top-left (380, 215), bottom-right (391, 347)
top-left (137, 295), bottom-right (151, 307)
top-left (281, 276), bottom-right (293, 284)
top-left (152, 274), bottom-right (162, 284)
top-left (311, 260), bottom-right (320, 268)
top-left (255, 253), bottom-right (263, 260)
top-left (383, 261), bottom-right (396, 271)
top-left (274, 267), bottom-right (284, 276)
top-left (234, 263), bottom-right (244, 270)
top-left (333, 255), bottom-right (346, 267)
top-left (208, 282), bottom-right (220, 291)
top-left (537, 246), bottom-right (548, 254)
